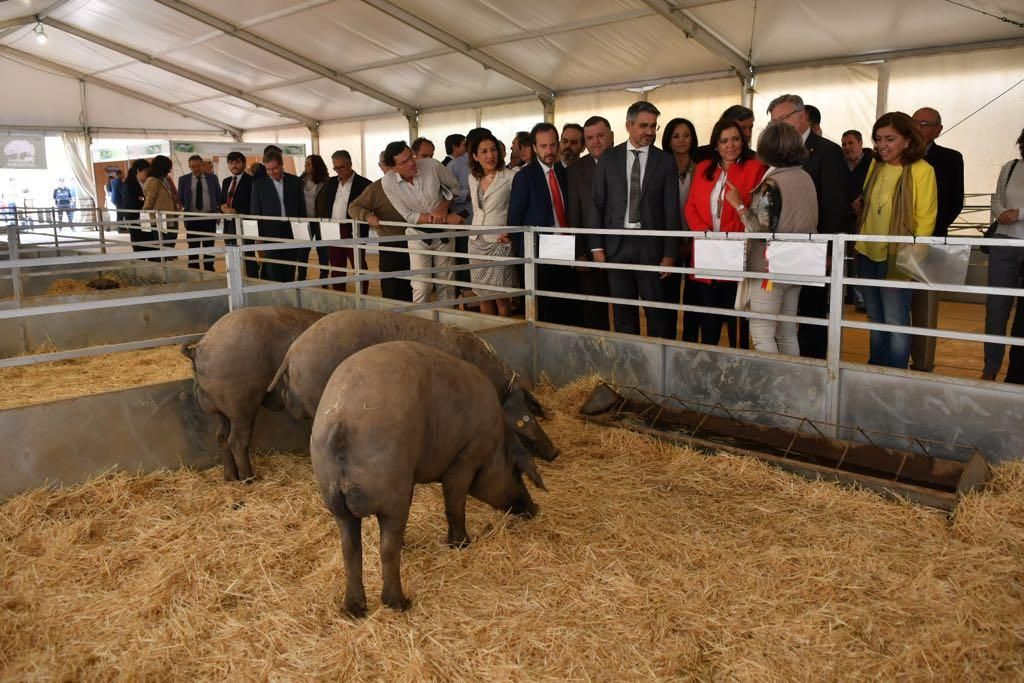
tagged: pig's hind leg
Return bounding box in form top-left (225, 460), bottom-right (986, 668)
top-left (441, 467), bottom-right (475, 548)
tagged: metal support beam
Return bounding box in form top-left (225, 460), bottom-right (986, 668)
top-left (406, 113), bottom-right (419, 142)
top-left (358, 0), bottom-right (555, 101)
top-left (0, 46), bottom-right (243, 138)
top-left (151, 0), bottom-right (416, 116)
top-left (0, 124), bottom-right (236, 138)
top-left (43, 18), bottom-right (313, 127)
top-left (740, 74), bottom-right (755, 108)
top-left (640, 0), bottom-right (750, 75)
top-left (542, 97), bottom-right (555, 124)
top-left (308, 122), bottom-right (320, 154)
top-left (0, 15), bottom-right (35, 31)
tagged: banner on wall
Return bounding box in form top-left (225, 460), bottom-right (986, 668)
top-left (0, 135), bottom-right (46, 169)
top-left (170, 141), bottom-right (306, 157)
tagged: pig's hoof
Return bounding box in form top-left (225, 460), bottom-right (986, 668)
top-left (447, 535), bottom-right (471, 549)
top-left (223, 471), bottom-right (239, 482)
top-left (343, 601), bottom-right (367, 618)
top-left (383, 594), bottom-right (412, 612)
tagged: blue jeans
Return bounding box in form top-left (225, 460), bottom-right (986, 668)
top-left (856, 254), bottom-right (912, 369)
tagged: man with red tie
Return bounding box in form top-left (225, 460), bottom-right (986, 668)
top-left (219, 151), bottom-right (256, 278)
top-left (508, 122), bottom-right (582, 326)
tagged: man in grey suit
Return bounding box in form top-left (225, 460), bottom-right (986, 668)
top-left (589, 101), bottom-right (681, 339)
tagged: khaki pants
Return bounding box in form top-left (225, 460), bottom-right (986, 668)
top-left (910, 290), bottom-right (939, 372)
top-left (406, 229), bottom-right (455, 304)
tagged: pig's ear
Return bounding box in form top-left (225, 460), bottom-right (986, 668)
top-left (510, 434), bottom-right (547, 491)
top-left (524, 389), bottom-right (548, 419)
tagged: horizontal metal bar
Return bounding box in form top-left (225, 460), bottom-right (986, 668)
top-left (0, 287), bottom-right (229, 320)
top-left (841, 319), bottom-right (1024, 347)
top-left (533, 257), bottom-right (831, 285)
top-left (0, 333), bottom-right (203, 369)
top-left (392, 290), bottom-right (528, 314)
top-left (845, 277), bottom-right (1024, 297)
top-left (534, 288), bottom-right (829, 327)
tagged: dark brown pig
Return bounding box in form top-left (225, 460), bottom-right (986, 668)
top-left (181, 306), bottom-right (323, 481)
top-left (311, 341), bottom-right (545, 616)
top-left (268, 309), bottom-right (559, 461)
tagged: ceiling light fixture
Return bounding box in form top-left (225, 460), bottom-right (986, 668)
top-left (33, 22), bottom-right (47, 45)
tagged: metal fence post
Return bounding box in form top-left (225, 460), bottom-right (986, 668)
top-left (824, 234), bottom-right (847, 433)
top-left (225, 245), bottom-right (246, 311)
top-left (7, 222), bottom-right (24, 307)
top-left (524, 227), bottom-right (536, 322)
top-left (98, 209), bottom-right (107, 255)
top-left (353, 233), bottom-right (363, 309)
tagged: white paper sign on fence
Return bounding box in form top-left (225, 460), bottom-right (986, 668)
top-left (765, 241), bottom-right (828, 286)
top-left (291, 221), bottom-right (312, 241)
top-left (539, 234), bottom-right (575, 261)
top-left (320, 221), bottom-right (341, 241)
top-left (241, 220), bottom-right (260, 237)
top-left (693, 239), bottom-right (745, 281)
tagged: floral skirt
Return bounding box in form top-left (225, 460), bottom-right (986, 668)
top-left (468, 238), bottom-right (517, 297)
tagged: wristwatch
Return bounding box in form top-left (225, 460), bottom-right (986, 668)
top-left (737, 203), bottom-right (746, 212)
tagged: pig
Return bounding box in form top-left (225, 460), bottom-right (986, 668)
top-left (269, 309), bottom-right (559, 462)
top-left (311, 341), bottom-right (546, 616)
top-left (181, 306), bottom-right (324, 481)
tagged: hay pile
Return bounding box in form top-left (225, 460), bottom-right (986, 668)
top-left (2, 378), bottom-right (1023, 680)
top-left (44, 278), bottom-right (92, 295)
top-left (0, 345), bottom-right (192, 410)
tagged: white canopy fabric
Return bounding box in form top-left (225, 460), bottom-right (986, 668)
top-left (1, 0), bottom-right (1022, 192)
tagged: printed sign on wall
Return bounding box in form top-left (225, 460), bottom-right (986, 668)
top-left (0, 135), bottom-right (46, 169)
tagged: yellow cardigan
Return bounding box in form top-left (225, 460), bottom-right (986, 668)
top-left (855, 158), bottom-right (937, 264)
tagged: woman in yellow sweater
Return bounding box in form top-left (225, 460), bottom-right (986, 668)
top-left (854, 112), bottom-right (937, 369)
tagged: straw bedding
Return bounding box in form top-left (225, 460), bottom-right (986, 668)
top-left (0, 346), bottom-right (191, 410)
top-left (2, 378), bottom-right (1023, 680)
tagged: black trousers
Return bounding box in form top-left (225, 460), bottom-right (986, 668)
top-left (606, 241), bottom-right (674, 339)
top-left (662, 270), bottom-right (682, 340)
top-left (184, 219), bottom-right (216, 271)
top-left (537, 263), bottom-right (582, 326)
top-left (576, 259), bottom-right (610, 331)
top-left (378, 240), bottom-right (413, 301)
top-left (685, 279), bottom-right (748, 347)
top-left (797, 284), bottom-right (829, 359)
top-left (681, 275), bottom-right (703, 343)
top-left (1006, 296), bottom-right (1024, 384)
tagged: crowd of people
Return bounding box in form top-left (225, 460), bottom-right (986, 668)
top-left (107, 96), bottom-right (1024, 383)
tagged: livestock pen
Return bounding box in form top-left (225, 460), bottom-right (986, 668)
top-left (2, 212), bottom-right (1023, 680)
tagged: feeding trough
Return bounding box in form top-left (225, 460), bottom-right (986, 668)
top-left (580, 382), bottom-right (991, 511)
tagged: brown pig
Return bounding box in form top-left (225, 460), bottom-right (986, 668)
top-left (181, 306), bottom-right (323, 481)
top-left (269, 309), bottom-right (559, 462)
top-left (311, 341), bottom-right (545, 616)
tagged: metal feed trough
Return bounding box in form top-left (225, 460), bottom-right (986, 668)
top-left (580, 382), bottom-right (991, 511)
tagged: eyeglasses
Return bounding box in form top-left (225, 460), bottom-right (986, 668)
top-left (773, 108), bottom-right (802, 122)
top-left (633, 122), bottom-right (661, 132)
top-left (915, 120), bottom-right (941, 128)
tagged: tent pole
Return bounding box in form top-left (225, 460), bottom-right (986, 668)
top-left (876, 61), bottom-right (890, 119)
top-left (406, 113), bottom-right (419, 142)
top-left (308, 122), bottom-right (320, 155)
top-left (542, 96), bottom-right (555, 124)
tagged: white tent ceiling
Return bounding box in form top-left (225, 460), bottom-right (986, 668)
top-left (1, 0), bottom-right (1022, 138)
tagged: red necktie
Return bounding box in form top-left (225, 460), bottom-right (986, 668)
top-left (547, 169), bottom-right (567, 228)
top-left (226, 175), bottom-right (238, 207)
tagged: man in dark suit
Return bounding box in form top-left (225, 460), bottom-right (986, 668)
top-left (589, 101), bottom-right (681, 340)
top-left (219, 151), bottom-right (256, 278)
top-left (566, 115), bottom-right (613, 331)
top-left (910, 107), bottom-right (965, 372)
top-left (250, 149), bottom-right (306, 283)
top-left (508, 122), bottom-right (581, 326)
top-left (768, 93), bottom-right (847, 359)
top-left (315, 149), bottom-right (371, 292)
top-left (177, 154), bottom-right (220, 271)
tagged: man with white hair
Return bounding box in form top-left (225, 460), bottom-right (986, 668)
top-left (768, 93), bottom-right (847, 359)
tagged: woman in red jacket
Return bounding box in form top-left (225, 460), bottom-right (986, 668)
top-left (683, 118), bottom-right (767, 347)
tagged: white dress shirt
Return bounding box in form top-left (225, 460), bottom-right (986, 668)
top-left (191, 174), bottom-right (213, 213)
top-left (331, 176), bottom-right (354, 220)
top-left (382, 158), bottom-right (461, 225)
top-left (624, 142), bottom-right (649, 228)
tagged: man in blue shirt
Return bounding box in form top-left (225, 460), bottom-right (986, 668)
top-left (53, 179), bottom-right (75, 225)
